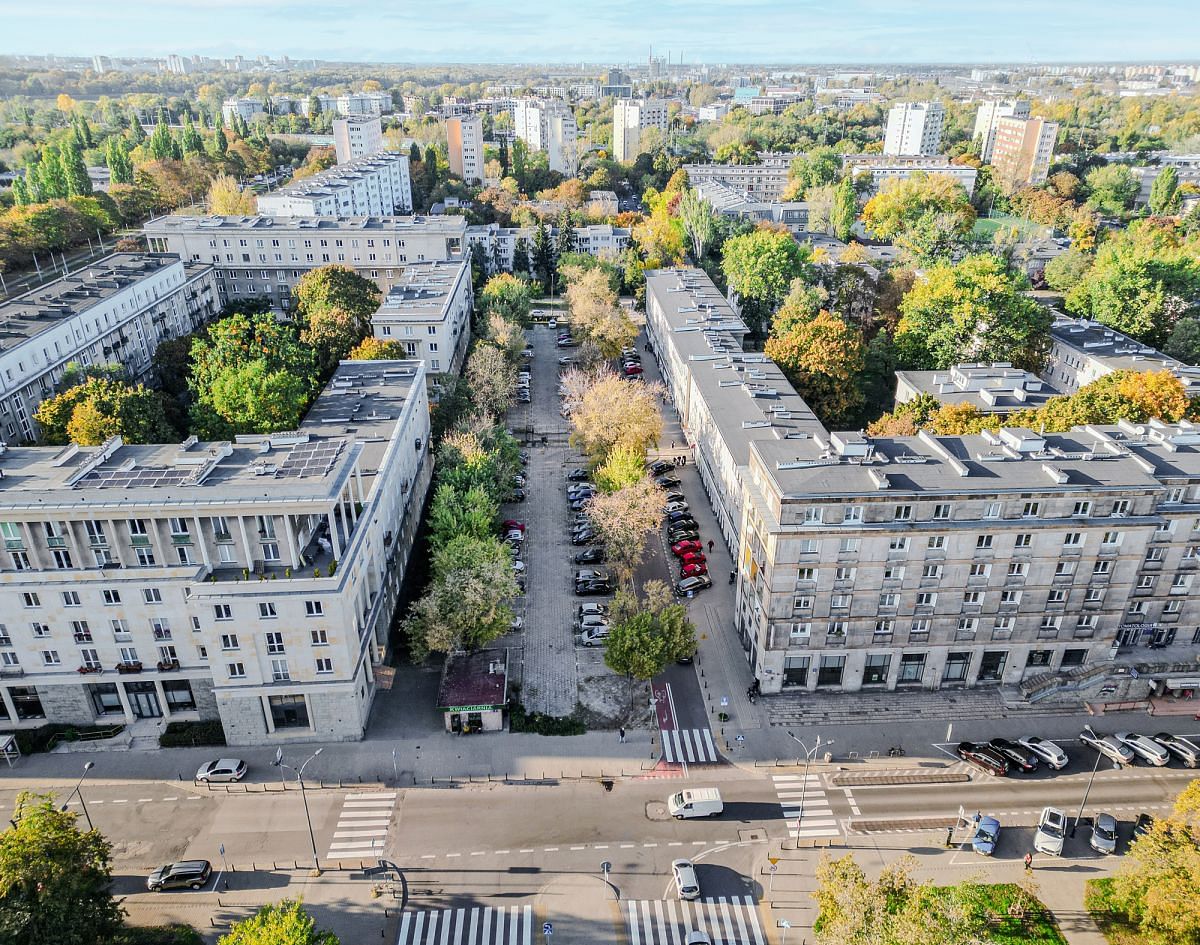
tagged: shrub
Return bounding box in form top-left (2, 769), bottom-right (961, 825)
top-left (113, 926), bottom-right (205, 945)
top-left (159, 720), bottom-right (227, 748)
top-left (6, 722), bottom-right (124, 755)
top-left (507, 700), bottom-right (586, 736)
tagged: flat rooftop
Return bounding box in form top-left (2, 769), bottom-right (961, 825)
top-left (0, 359), bottom-right (423, 510)
top-left (1050, 317), bottom-right (1200, 389)
top-left (896, 363), bottom-right (1059, 413)
top-left (374, 259), bottom-right (468, 320)
top-left (262, 152), bottom-right (408, 200)
top-left (145, 214), bottom-right (467, 235)
top-left (0, 254), bottom-right (208, 349)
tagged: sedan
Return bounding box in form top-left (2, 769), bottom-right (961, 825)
top-left (672, 540), bottom-right (703, 556)
top-left (1080, 727), bottom-right (1136, 766)
top-left (1034, 806), bottom-right (1066, 856)
top-left (1153, 732), bottom-right (1200, 767)
top-left (680, 551), bottom-right (707, 566)
top-left (676, 575), bottom-right (713, 596)
top-left (556, 338), bottom-right (578, 348)
top-left (1018, 735), bottom-right (1069, 770)
top-left (664, 501), bottom-right (690, 514)
top-left (655, 475), bottom-right (681, 488)
top-left (558, 356), bottom-right (575, 366)
top-left (681, 562), bottom-right (708, 578)
top-left (575, 580), bottom-right (612, 597)
top-left (574, 569), bottom-right (609, 583)
top-left (575, 615), bottom-right (608, 632)
top-left (972, 815), bottom-right (1000, 856)
top-left (648, 460), bottom-right (674, 476)
top-left (1091, 812), bottom-right (1118, 855)
top-left (577, 603), bottom-right (609, 618)
top-left (664, 491), bottom-right (687, 504)
top-left (1114, 732), bottom-right (1171, 767)
top-left (623, 365), bottom-right (644, 376)
top-left (568, 486), bottom-right (597, 499)
top-left (668, 528), bottom-right (701, 544)
top-left (988, 738), bottom-right (1039, 773)
top-left (667, 513), bottom-right (697, 527)
top-left (571, 530), bottom-right (597, 545)
top-left (956, 742), bottom-right (1008, 777)
top-left (566, 469), bottom-right (590, 482)
top-left (574, 547), bottom-right (605, 564)
top-left (508, 489), bottom-right (526, 502)
top-left (502, 519), bottom-right (526, 532)
top-left (1133, 812), bottom-right (1155, 838)
top-left (569, 499), bottom-right (592, 512)
top-left (516, 392), bottom-right (531, 404)
top-left (195, 758), bottom-right (247, 783)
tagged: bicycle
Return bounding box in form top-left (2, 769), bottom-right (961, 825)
top-left (887, 746), bottom-right (906, 757)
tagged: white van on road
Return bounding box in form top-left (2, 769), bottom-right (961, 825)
top-left (668, 788), bottom-right (724, 819)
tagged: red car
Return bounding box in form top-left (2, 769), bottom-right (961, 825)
top-left (681, 562), bottom-right (708, 578)
top-left (623, 364), bottom-right (643, 376)
top-left (502, 520), bottom-right (526, 532)
top-left (672, 540), bottom-right (702, 556)
top-left (680, 551), bottom-right (707, 566)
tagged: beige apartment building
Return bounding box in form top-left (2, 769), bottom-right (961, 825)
top-left (991, 116), bottom-right (1059, 193)
top-left (445, 115), bottom-right (485, 184)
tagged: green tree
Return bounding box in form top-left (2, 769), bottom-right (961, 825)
top-left (105, 137), bottom-right (133, 185)
top-left (207, 174), bottom-right (256, 215)
top-left (148, 117), bottom-right (174, 161)
top-left (218, 899), bottom-right (338, 945)
top-left (860, 172), bottom-right (976, 242)
top-left (531, 221), bottom-right (555, 291)
top-left (59, 140), bottom-right (91, 198)
top-left (605, 603), bottom-right (696, 707)
top-left (0, 792), bottom-right (125, 945)
top-left (347, 337), bottom-right (408, 360)
top-left (209, 125), bottom-right (228, 158)
top-left (512, 237), bottom-right (532, 277)
top-left (1085, 163), bottom-right (1139, 217)
top-left (765, 309), bottom-right (866, 427)
top-left (1044, 248), bottom-right (1094, 292)
top-left (584, 475), bottom-right (665, 587)
top-left (896, 254), bottom-right (1052, 371)
top-left (180, 116), bottom-right (204, 156)
top-left (127, 110), bottom-right (146, 143)
top-left (554, 210), bottom-right (576, 259)
top-left (34, 377), bottom-right (174, 445)
top-left (36, 144), bottom-right (68, 200)
top-left (428, 484), bottom-right (498, 545)
top-left (1166, 318), bottom-right (1200, 364)
top-left (593, 444), bottom-right (648, 493)
top-left (293, 266), bottom-right (381, 324)
top-left (786, 146), bottom-right (841, 198)
top-left (829, 177), bottom-right (857, 243)
top-left (678, 188), bottom-right (718, 262)
top-left (721, 229), bottom-right (815, 337)
top-left (465, 343), bottom-right (518, 418)
top-left (10, 175), bottom-right (31, 206)
top-left (480, 273), bottom-right (533, 323)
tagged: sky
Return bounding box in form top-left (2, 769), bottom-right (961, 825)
top-left (3, 0), bottom-right (1200, 65)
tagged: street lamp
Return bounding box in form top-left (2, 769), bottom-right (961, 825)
top-left (785, 731), bottom-right (833, 845)
top-left (273, 747), bottom-right (323, 873)
top-left (1071, 746), bottom-right (1105, 837)
top-left (61, 761), bottom-right (95, 831)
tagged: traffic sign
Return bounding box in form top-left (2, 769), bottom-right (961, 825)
top-left (543, 923), bottom-right (553, 936)
top-left (768, 864), bottom-right (778, 873)
top-left (720, 696), bottom-right (729, 706)
top-left (780, 920), bottom-right (792, 928)
top-left (600, 861), bottom-right (612, 873)
top-left (735, 734), bottom-right (745, 742)
top-left (767, 856), bottom-right (779, 865)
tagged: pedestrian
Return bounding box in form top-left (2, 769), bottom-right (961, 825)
top-left (945, 826), bottom-right (954, 848)
top-left (1024, 852), bottom-right (1033, 872)
top-left (671, 440), bottom-right (676, 449)
top-left (618, 726), bottom-right (626, 744)
top-left (707, 540), bottom-right (715, 553)
top-left (729, 570), bottom-right (736, 585)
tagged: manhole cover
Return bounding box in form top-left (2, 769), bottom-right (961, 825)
top-left (646, 801), bottom-right (671, 821)
top-left (738, 828), bottom-right (767, 842)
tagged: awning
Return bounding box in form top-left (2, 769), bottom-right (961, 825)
top-left (1165, 678), bottom-right (1200, 689)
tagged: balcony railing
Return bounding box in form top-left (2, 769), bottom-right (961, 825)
top-left (130, 535), bottom-right (151, 547)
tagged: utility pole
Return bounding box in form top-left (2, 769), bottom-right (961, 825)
top-left (273, 747), bottom-right (324, 873)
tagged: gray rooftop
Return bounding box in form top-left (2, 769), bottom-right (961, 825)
top-left (0, 360), bottom-right (423, 511)
top-left (145, 214), bottom-right (466, 235)
top-left (374, 259), bottom-right (468, 321)
top-left (262, 151), bottom-right (408, 200)
top-left (1051, 316), bottom-right (1200, 389)
top-left (896, 363), bottom-right (1060, 413)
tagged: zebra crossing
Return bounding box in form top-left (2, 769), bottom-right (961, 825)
top-left (772, 773), bottom-right (840, 839)
top-left (661, 728), bottom-right (720, 764)
top-left (625, 897), bottom-right (766, 945)
top-left (396, 905), bottom-right (532, 945)
top-left (326, 791), bottom-right (396, 860)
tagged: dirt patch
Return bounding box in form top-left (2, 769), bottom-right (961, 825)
top-left (577, 663), bottom-right (654, 729)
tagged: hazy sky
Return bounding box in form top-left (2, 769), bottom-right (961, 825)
top-left (4, 0), bottom-right (1200, 64)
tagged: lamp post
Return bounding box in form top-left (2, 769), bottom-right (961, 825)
top-left (785, 731), bottom-right (833, 845)
top-left (273, 747), bottom-right (323, 873)
top-left (1071, 746), bottom-right (1104, 837)
top-left (60, 761), bottom-right (95, 831)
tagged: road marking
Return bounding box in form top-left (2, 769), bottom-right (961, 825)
top-left (446, 853), bottom-right (461, 858)
top-left (772, 773), bottom-right (840, 839)
top-left (470, 851), bottom-right (485, 856)
top-left (187, 796), bottom-right (202, 800)
top-left (91, 800), bottom-right (103, 804)
top-left (334, 829), bottom-right (391, 839)
top-left (661, 728), bottom-right (721, 764)
top-left (137, 798), bottom-right (153, 802)
top-left (495, 850), bottom-right (510, 855)
top-left (519, 849), bottom-right (534, 853)
top-left (420, 854), bottom-right (435, 859)
top-left (161, 797), bottom-right (178, 801)
top-left (621, 843), bottom-right (636, 848)
top-left (625, 897), bottom-right (765, 945)
top-left (594, 845), bottom-right (608, 849)
top-left (325, 791), bottom-right (395, 862)
top-left (692, 841), bottom-right (706, 846)
top-left (644, 842), bottom-right (658, 847)
top-left (668, 841), bottom-right (683, 846)
top-left (111, 799), bottom-right (127, 804)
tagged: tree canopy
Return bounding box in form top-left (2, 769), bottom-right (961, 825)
top-left (721, 228), bottom-right (815, 337)
top-left (34, 376), bottom-right (175, 446)
top-left (860, 173), bottom-right (976, 243)
top-left (219, 899), bottom-right (339, 945)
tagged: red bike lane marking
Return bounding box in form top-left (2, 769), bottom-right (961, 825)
top-left (652, 680), bottom-right (675, 730)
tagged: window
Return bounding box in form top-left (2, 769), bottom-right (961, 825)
top-left (265, 632), bottom-right (285, 654)
top-left (893, 505), bottom-right (912, 521)
top-left (258, 602), bottom-right (277, 619)
top-left (830, 594), bottom-right (851, 610)
top-left (839, 538), bottom-right (860, 553)
top-left (956, 617), bottom-right (978, 634)
top-left (932, 503), bottom-right (952, 520)
top-left (135, 547), bottom-right (156, 566)
top-left (793, 595), bottom-right (814, 610)
top-left (1166, 487), bottom-right (1186, 504)
top-left (1073, 501), bottom-right (1092, 516)
top-left (316, 657), bottom-right (334, 674)
top-left (883, 565), bottom-right (904, 580)
top-left (878, 593), bottom-right (898, 608)
top-left (888, 537), bottom-right (909, 552)
top-left (984, 502), bottom-right (1002, 519)
top-left (111, 619), bottom-right (129, 639)
top-left (817, 655), bottom-right (846, 687)
top-left (1001, 590), bottom-right (1021, 605)
top-left (790, 622), bottom-right (811, 640)
top-left (898, 652), bottom-right (926, 683)
top-left (969, 563), bottom-right (990, 578)
top-left (1137, 574), bottom-right (1156, 590)
top-left (1164, 599), bottom-right (1184, 614)
top-left (874, 619), bottom-right (895, 635)
top-left (268, 694), bottom-right (308, 728)
top-left (228, 662), bottom-right (246, 679)
top-left (1172, 574), bottom-right (1192, 594)
top-left (102, 589), bottom-right (121, 605)
top-left (803, 507), bottom-right (823, 524)
top-left (1007, 562), bottom-right (1028, 578)
top-left (1102, 531), bottom-right (1122, 546)
top-left (978, 650), bottom-right (1007, 681)
top-left (31, 622), bottom-right (50, 638)
top-left (910, 618), bottom-right (931, 635)
top-left (220, 634), bottom-right (239, 650)
top-left (1014, 533), bottom-right (1032, 548)
top-left (1027, 650), bottom-right (1054, 667)
top-left (214, 604), bottom-right (232, 621)
top-left (922, 564), bottom-right (942, 579)
top-left (942, 651), bottom-right (971, 682)
top-left (80, 648), bottom-right (101, 670)
top-left (798, 539), bottom-right (818, 555)
top-left (976, 535), bottom-right (993, 549)
top-left (270, 659), bottom-right (291, 682)
top-left (1146, 547), bottom-right (1166, 563)
top-left (1055, 562), bottom-right (1075, 577)
top-left (41, 649), bottom-right (61, 666)
top-left (864, 654), bottom-right (891, 685)
top-left (1061, 649), bottom-right (1087, 667)
top-left (1093, 560), bottom-right (1113, 576)
top-left (1076, 615), bottom-right (1097, 635)
top-left (1064, 532), bottom-right (1084, 547)
top-left (1022, 502), bottom-right (1040, 518)
top-left (796, 568), bottom-right (816, 583)
top-left (143, 587), bottom-right (163, 604)
top-left (834, 567), bottom-right (855, 581)
top-left (928, 535), bottom-right (946, 550)
top-left (62, 591), bottom-right (81, 607)
top-left (119, 646), bottom-right (138, 664)
top-left (962, 591), bottom-right (982, 606)
top-left (916, 592), bottom-right (937, 607)
top-left (310, 629), bottom-right (329, 646)
top-left (1085, 587), bottom-right (1105, 603)
top-left (305, 600), bottom-right (324, 617)
top-left (993, 616), bottom-right (1014, 635)
top-left (1040, 615), bottom-right (1062, 631)
top-left (828, 620), bottom-right (848, 637)
top-left (842, 506), bottom-right (863, 524)
top-left (1110, 500), bottom-right (1131, 516)
top-left (1129, 601), bottom-right (1147, 616)
top-left (262, 542), bottom-right (281, 562)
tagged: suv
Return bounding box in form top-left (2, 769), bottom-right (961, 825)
top-left (675, 575), bottom-right (713, 596)
top-left (1090, 812), bottom-right (1118, 855)
top-left (1034, 807), bottom-right (1067, 856)
top-left (147, 860), bottom-right (212, 891)
top-left (672, 858), bottom-right (701, 900)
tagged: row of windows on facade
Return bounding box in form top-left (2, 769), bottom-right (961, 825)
top-left (210, 237), bottom-right (410, 249)
top-left (798, 496), bottom-right (1192, 525)
top-left (212, 251), bottom-right (414, 265)
top-left (779, 647), bottom-right (1098, 688)
top-left (2, 592), bottom-right (324, 621)
top-left (788, 527), bottom-right (1193, 556)
top-left (784, 612), bottom-right (1103, 642)
top-left (792, 561), bottom-right (1195, 593)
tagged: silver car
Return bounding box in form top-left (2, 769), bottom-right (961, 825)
top-left (1090, 812), bottom-right (1118, 855)
top-left (1154, 732), bottom-right (1200, 767)
top-left (1080, 726), bottom-right (1135, 766)
top-left (1114, 732), bottom-right (1170, 766)
top-left (195, 758), bottom-right (247, 783)
top-left (1018, 735), bottom-right (1069, 770)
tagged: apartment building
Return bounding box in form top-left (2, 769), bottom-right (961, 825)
top-left (682, 153), bottom-right (798, 201)
top-left (0, 254), bottom-right (220, 444)
top-left (445, 115), bottom-right (485, 184)
top-left (973, 100), bottom-right (1031, 161)
top-left (843, 154), bottom-right (978, 195)
top-left (0, 360), bottom-right (432, 744)
top-left (221, 97), bottom-right (263, 123)
top-left (332, 116), bottom-right (383, 164)
top-left (143, 214), bottom-right (466, 309)
top-left (647, 268), bottom-right (1200, 696)
top-left (991, 116), bottom-right (1059, 193)
top-left (466, 223), bottom-right (630, 271)
top-left (1044, 316), bottom-right (1200, 395)
top-left (894, 363), bottom-right (1059, 414)
top-left (883, 102), bottom-right (945, 156)
top-left (612, 99), bottom-right (670, 162)
top-left (257, 152), bottom-right (412, 218)
top-left (694, 180), bottom-right (809, 234)
top-left (370, 259), bottom-right (472, 379)
top-left (513, 99), bottom-right (578, 175)
top-left (335, 92), bottom-right (392, 117)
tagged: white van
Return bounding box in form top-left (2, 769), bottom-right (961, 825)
top-left (668, 788), bottom-right (724, 819)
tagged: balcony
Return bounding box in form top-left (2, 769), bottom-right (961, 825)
top-left (156, 659), bottom-right (180, 672)
top-left (77, 664), bottom-right (102, 675)
top-left (115, 661), bottom-right (143, 674)
top-left (4, 538), bottom-right (24, 551)
top-left (46, 536), bottom-right (67, 549)
top-left (130, 535), bottom-right (151, 547)
top-left (171, 534), bottom-right (192, 546)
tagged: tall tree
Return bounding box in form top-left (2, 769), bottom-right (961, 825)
top-left (209, 124), bottom-right (228, 158)
top-left (829, 176), bottom-right (858, 243)
top-left (207, 174), bottom-right (257, 215)
top-left (531, 220), bottom-right (555, 291)
top-left (554, 210), bottom-right (576, 259)
top-left (0, 792), bottom-right (125, 945)
top-left (148, 116), bottom-right (174, 161)
top-left (36, 144), bottom-right (68, 200)
top-left (10, 174), bottom-right (31, 206)
top-left (127, 109), bottom-right (146, 143)
top-left (292, 265), bottom-right (381, 325)
top-left (512, 237), bottom-right (532, 278)
top-left (721, 229), bottom-right (815, 337)
top-left (34, 377), bottom-right (175, 446)
top-left (180, 116), bottom-right (204, 156)
top-left (1084, 163), bottom-right (1138, 217)
top-left (219, 899), bottom-right (339, 945)
top-left (860, 172), bottom-right (976, 242)
top-left (765, 309), bottom-right (866, 427)
top-left (585, 475), bottom-right (666, 587)
top-left (678, 188), bottom-right (717, 262)
top-left (1149, 165), bottom-right (1182, 216)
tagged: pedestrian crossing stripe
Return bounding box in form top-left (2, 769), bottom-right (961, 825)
top-left (772, 774), bottom-right (840, 839)
top-left (397, 905), bottom-right (532, 945)
top-left (661, 728), bottom-right (720, 764)
top-left (625, 896), bottom-right (765, 945)
top-left (327, 792), bottom-right (396, 860)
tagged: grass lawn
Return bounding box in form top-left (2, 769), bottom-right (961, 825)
top-left (932, 882), bottom-right (1067, 944)
top-left (973, 214), bottom-right (1050, 240)
top-left (1084, 877), bottom-right (1165, 945)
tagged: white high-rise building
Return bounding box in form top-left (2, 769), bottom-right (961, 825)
top-left (513, 99), bottom-right (578, 176)
top-left (332, 116), bottom-right (383, 165)
top-left (973, 100), bottom-right (1031, 161)
top-left (613, 99), bottom-right (670, 162)
top-left (256, 152), bottom-right (412, 218)
top-left (883, 101), bottom-right (945, 156)
top-left (446, 115), bottom-right (485, 184)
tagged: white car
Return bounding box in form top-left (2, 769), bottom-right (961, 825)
top-left (1114, 732), bottom-right (1170, 767)
top-left (1034, 806), bottom-right (1066, 856)
top-left (195, 758), bottom-right (247, 783)
top-left (672, 858), bottom-right (700, 900)
top-left (1018, 735), bottom-right (1069, 770)
top-left (1080, 726), bottom-right (1135, 766)
top-left (547, 319), bottom-right (557, 329)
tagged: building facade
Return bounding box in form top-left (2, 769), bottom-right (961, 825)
top-left (843, 154), bottom-right (978, 195)
top-left (1043, 316), bottom-right (1200, 396)
top-left (445, 115), bottom-right (485, 184)
top-left (973, 100), bottom-right (1031, 161)
top-left (612, 99), bottom-right (670, 162)
top-left (0, 360), bottom-right (433, 745)
top-left (256, 152), bottom-right (412, 218)
top-left (466, 223), bottom-right (630, 271)
top-left (513, 99), bottom-right (578, 175)
top-left (991, 116), bottom-right (1059, 193)
top-left (694, 181), bottom-right (809, 233)
top-left (682, 153), bottom-right (798, 201)
top-left (143, 214), bottom-right (466, 310)
top-left (221, 97), bottom-right (263, 123)
top-left (0, 254), bottom-right (220, 444)
top-left (883, 102), bottom-right (945, 156)
top-left (332, 116), bottom-right (384, 164)
top-left (370, 259), bottom-right (472, 379)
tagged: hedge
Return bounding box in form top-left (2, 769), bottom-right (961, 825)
top-left (507, 701), bottom-right (586, 736)
top-left (159, 720), bottom-right (227, 748)
top-left (4, 722), bottom-right (124, 755)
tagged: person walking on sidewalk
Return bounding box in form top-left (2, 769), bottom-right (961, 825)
top-left (707, 540), bottom-right (714, 553)
top-left (618, 727), bottom-right (626, 743)
top-left (1024, 852), bottom-right (1033, 872)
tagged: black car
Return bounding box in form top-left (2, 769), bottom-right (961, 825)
top-left (669, 529), bottom-right (701, 544)
top-left (147, 860), bottom-right (212, 891)
top-left (571, 532), bottom-right (597, 546)
top-left (567, 485), bottom-right (596, 498)
top-left (667, 511), bottom-right (696, 526)
top-left (566, 469), bottom-right (590, 482)
top-left (1133, 812), bottom-right (1155, 838)
top-left (956, 742), bottom-right (1009, 777)
top-left (989, 738), bottom-right (1039, 772)
top-left (664, 491), bottom-right (686, 504)
top-left (655, 475), bottom-right (681, 488)
top-left (569, 499), bottom-right (593, 512)
top-left (574, 547), bottom-right (605, 564)
top-left (575, 580), bottom-right (612, 596)
top-left (675, 575), bottom-right (713, 596)
top-left (648, 460), bottom-right (674, 476)
top-left (574, 569), bottom-right (609, 583)
top-left (508, 489), bottom-right (526, 502)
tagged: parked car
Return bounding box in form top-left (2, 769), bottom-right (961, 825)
top-left (1034, 806), bottom-right (1067, 856)
top-left (575, 569), bottom-right (609, 583)
top-left (972, 815), bottom-right (1000, 856)
top-left (664, 501), bottom-right (690, 514)
top-left (1114, 732), bottom-right (1171, 766)
top-left (571, 529), bottom-right (597, 545)
top-left (547, 319), bottom-right (557, 329)
top-left (509, 616), bottom-right (524, 632)
top-left (681, 562), bottom-right (708, 578)
top-left (504, 529), bottom-right (524, 543)
top-left (577, 603), bottom-right (609, 617)
top-left (569, 499), bottom-right (592, 512)
top-left (1017, 735), bottom-right (1069, 770)
top-left (656, 475), bottom-right (681, 488)
top-left (676, 575), bottom-right (713, 596)
top-left (566, 469), bottom-right (590, 482)
top-left (575, 614), bottom-right (608, 630)
top-left (672, 539), bottom-right (703, 556)
top-left (648, 460), bottom-right (674, 476)
top-left (556, 338), bottom-right (578, 348)
top-left (668, 528), bottom-right (701, 544)
top-left (195, 758), bottom-right (247, 783)
top-left (558, 356), bottom-right (575, 366)
top-left (955, 742), bottom-right (1008, 777)
top-left (147, 860), bottom-right (212, 891)
top-left (679, 551), bottom-right (706, 566)
top-left (516, 392), bottom-right (531, 403)
top-left (568, 485), bottom-right (596, 499)
top-left (575, 580), bottom-right (612, 597)
top-left (672, 859), bottom-right (701, 901)
top-left (508, 489), bottom-right (526, 502)
top-left (623, 364), bottom-right (644, 376)
top-left (1153, 732), bottom-right (1200, 767)
top-left (502, 519), bottom-right (526, 532)
top-left (664, 491), bottom-right (686, 504)
top-left (1133, 812), bottom-right (1155, 838)
top-left (1091, 812), bottom-right (1118, 854)
top-left (988, 738), bottom-right (1039, 772)
top-left (574, 547), bottom-right (605, 564)
top-left (667, 512), bottom-right (696, 527)
top-left (1080, 726), bottom-right (1136, 766)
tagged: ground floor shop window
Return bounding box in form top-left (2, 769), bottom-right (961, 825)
top-left (817, 654), bottom-right (845, 687)
top-left (9, 686), bottom-right (44, 720)
top-left (88, 683), bottom-right (123, 716)
top-left (1027, 650), bottom-right (1054, 669)
top-left (942, 651), bottom-right (971, 684)
top-left (897, 652), bottom-right (926, 684)
top-left (269, 694), bottom-right (310, 729)
top-left (163, 680), bottom-right (196, 713)
top-left (864, 653), bottom-right (891, 686)
top-left (978, 650), bottom-right (1007, 682)
top-left (783, 656), bottom-right (809, 687)
top-left (1061, 648), bottom-right (1087, 667)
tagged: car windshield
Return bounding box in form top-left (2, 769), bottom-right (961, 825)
top-left (1096, 822), bottom-right (1115, 840)
top-left (672, 792), bottom-right (685, 806)
top-left (978, 824), bottom-right (997, 842)
top-left (1042, 819), bottom-right (1064, 838)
